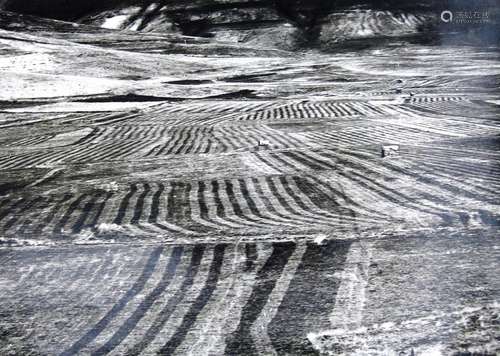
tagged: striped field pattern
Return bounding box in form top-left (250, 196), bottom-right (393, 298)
top-left (2, 233), bottom-right (497, 355)
top-left (1, 39), bottom-right (500, 355)
top-left (0, 93), bottom-right (499, 243)
top-left (0, 241), bottom-right (354, 355)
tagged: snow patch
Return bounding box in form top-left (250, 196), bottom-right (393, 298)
top-left (100, 181), bottom-right (120, 192)
top-left (313, 233), bottom-right (328, 245)
top-left (97, 223), bottom-right (125, 233)
top-left (102, 15), bottom-right (129, 30)
top-left (34, 128), bottom-right (93, 148)
top-left (74, 229), bottom-right (95, 243)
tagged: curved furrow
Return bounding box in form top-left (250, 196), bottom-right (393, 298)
top-left (215, 130), bottom-right (246, 152)
top-left (248, 241), bottom-right (308, 356)
top-left (205, 180), bottom-right (258, 230)
top-left (162, 181), bottom-right (212, 234)
top-left (45, 142), bottom-right (119, 164)
top-left (10, 135), bottom-right (54, 147)
top-left (303, 175), bottom-right (395, 221)
top-left (16, 196), bottom-right (54, 236)
top-left (1, 197), bottom-right (43, 233)
top-left (51, 194), bottom-right (90, 235)
top-left (229, 177), bottom-right (300, 229)
top-left (0, 150), bottom-right (55, 169)
top-left (94, 187), bottom-right (130, 229)
top-left (286, 175), bottom-right (386, 226)
top-left (252, 151), bottom-right (291, 174)
top-left (266, 176), bottom-right (354, 229)
top-left (198, 244), bottom-right (273, 355)
top-left (416, 160), bottom-right (500, 196)
top-left (189, 180), bottom-right (227, 231)
top-left (248, 177), bottom-right (312, 228)
top-left (319, 151), bottom-right (465, 223)
top-left (93, 112), bottom-right (143, 126)
top-left (219, 179), bottom-right (276, 230)
top-left (224, 242), bottom-right (298, 355)
top-left (113, 183), bottom-right (139, 226)
top-left (285, 150), bottom-right (337, 170)
top-left (127, 245), bottom-right (209, 355)
top-left (59, 247), bottom-right (166, 356)
top-left (90, 247), bottom-right (183, 355)
top-left (100, 246), bottom-right (192, 355)
top-left (157, 127), bottom-right (187, 155)
top-left (84, 192), bottom-right (114, 232)
top-left (190, 127), bottom-right (213, 154)
top-left (254, 152), bottom-right (450, 222)
top-left (256, 176), bottom-right (339, 229)
top-left (129, 182), bottom-right (178, 236)
top-left (247, 177), bottom-right (310, 225)
top-left (146, 182), bottom-right (200, 235)
top-left (172, 127), bottom-right (195, 155)
top-left (155, 245), bottom-right (226, 355)
top-left (280, 175), bottom-right (355, 224)
top-left (264, 149), bottom-right (453, 224)
top-left (181, 126), bottom-right (202, 154)
top-left (168, 245), bottom-right (245, 355)
top-left (347, 150), bottom-right (500, 204)
top-left (404, 152), bottom-right (500, 178)
top-left (71, 192), bottom-right (103, 234)
top-left (73, 140), bottom-right (148, 162)
top-left (32, 193), bottom-right (74, 236)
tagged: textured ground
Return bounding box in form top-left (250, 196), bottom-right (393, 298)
top-left (0, 11), bottom-right (499, 356)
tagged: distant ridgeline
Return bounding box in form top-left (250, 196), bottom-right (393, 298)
top-left (1, 0), bottom-right (498, 48)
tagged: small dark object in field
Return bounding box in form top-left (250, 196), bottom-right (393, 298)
top-left (381, 145), bottom-right (400, 158)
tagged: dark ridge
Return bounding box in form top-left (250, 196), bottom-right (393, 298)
top-left (2, 0), bottom-right (460, 23)
top-left (75, 93), bottom-right (185, 103)
top-left (224, 72), bottom-right (275, 82)
top-left (158, 244), bottom-right (227, 355)
top-left (269, 240), bottom-right (352, 355)
top-left (2, 1), bottom-right (498, 48)
top-left (74, 90), bottom-right (260, 103)
top-left (92, 247), bottom-right (184, 355)
top-left (164, 1), bottom-right (273, 14)
top-left (2, 0), bottom-right (137, 21)
top-left (0, 101), bottom-right (52, 110)
top-left (60, 247), bottom-right (164, 356)
top-left (125, 245), bottom-right (205, 355)
top-left (166, 79), bottom-right (214, 85)
top-left (208, 89), bottom-right (259, 99)
top-left (225, 242), bottom-right (296, 355)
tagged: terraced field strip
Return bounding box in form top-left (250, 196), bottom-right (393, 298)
top-left (0, 171), bottom-right (393, 240)
top-left (0, 93), bottom-right (499, 242)
top-left (0, 240), bottom-right (354, 355)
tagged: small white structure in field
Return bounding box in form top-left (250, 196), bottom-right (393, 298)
top-left (259, 139), bottom-right (271, 147)
top-left (381, 145), bottom-right (400, 158)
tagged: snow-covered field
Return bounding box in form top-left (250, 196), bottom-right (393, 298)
top-left (0, 8), bottom-right (499, 355)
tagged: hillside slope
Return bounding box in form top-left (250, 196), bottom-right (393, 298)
top-left (7, 0), bottom-right (497, 49)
